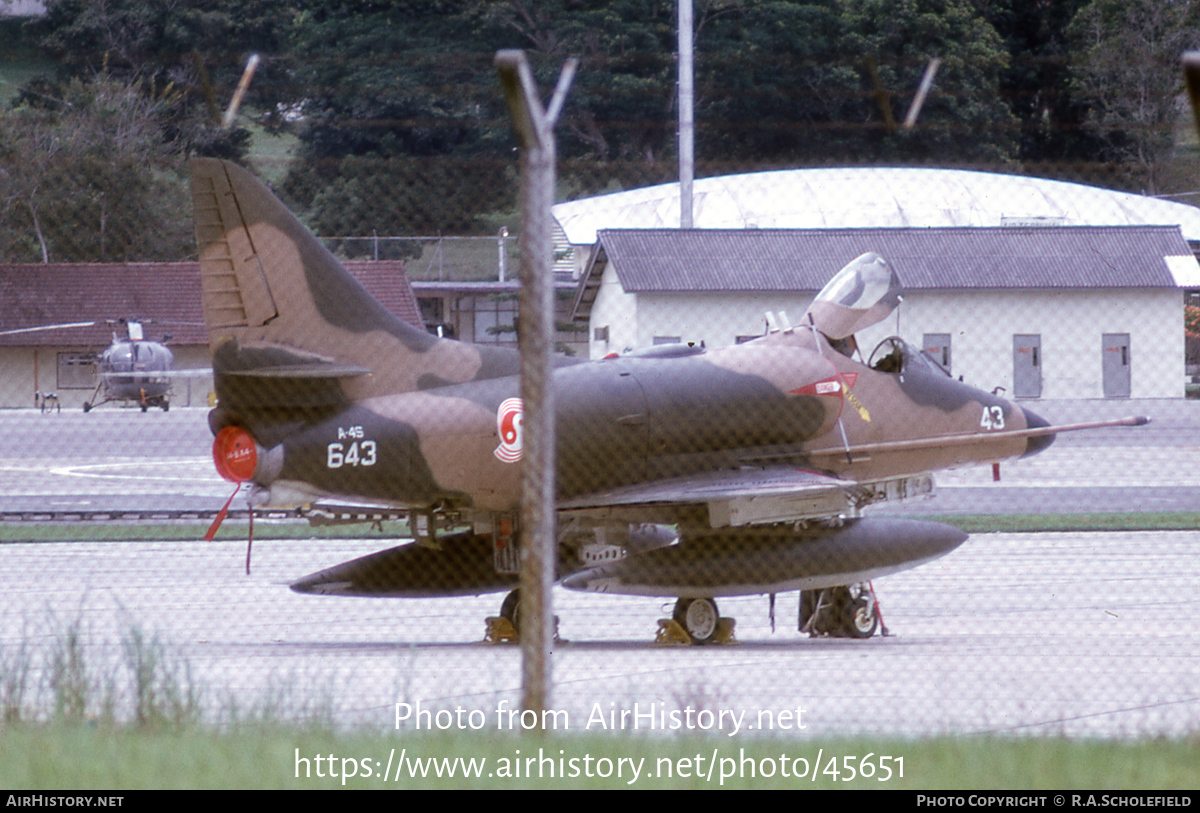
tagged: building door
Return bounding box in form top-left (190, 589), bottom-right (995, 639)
top-left (1013, 334), bottom-right (1042, 398)
top-left (923, 333), bottom-right (951, 374)
top-left (1102, 333), bottom-right (1131, 398)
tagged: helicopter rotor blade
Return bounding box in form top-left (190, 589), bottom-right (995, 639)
top-left (0, 321), bottom-right (97, 337)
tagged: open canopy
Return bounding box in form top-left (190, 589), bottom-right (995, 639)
top-left (802, 252), bottom-right (902, 340)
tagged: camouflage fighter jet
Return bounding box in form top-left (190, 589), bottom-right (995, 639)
top-left (192, 158), bottom-right (1147, 643)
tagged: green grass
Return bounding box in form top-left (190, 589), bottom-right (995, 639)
top-left (1, 726), bottom-right (1196, 789)
top-left (926, 512), bottom-right (1200, 534)
top-left (0, 520), bottom-right (410, 544)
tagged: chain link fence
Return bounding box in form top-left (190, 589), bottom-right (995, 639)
top-left (1, 95), bottom-right (1198, 789)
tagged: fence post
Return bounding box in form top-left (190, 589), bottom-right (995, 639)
top-left (495, 50), bottom-right (577, 723)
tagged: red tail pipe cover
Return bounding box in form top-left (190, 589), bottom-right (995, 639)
top-left (213, 425), bottom-right (257, 483)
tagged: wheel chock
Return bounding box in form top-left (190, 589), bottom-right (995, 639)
top-left (484, 616), bottom-right (518, 644)
top-left (655, 617), bottom-right (738, 645)
top-left (712, 617), bottom-right (737, 644)
top-left (655, 618), bottom-right (691, 645)
top-left (483, 616), bottom-right (566, 644)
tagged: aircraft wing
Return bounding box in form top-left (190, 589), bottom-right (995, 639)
top-left (559, 467), bottom-right (856, 528)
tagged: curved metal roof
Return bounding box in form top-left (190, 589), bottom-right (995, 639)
top-left (552, 167), bottom-right (1200, 244)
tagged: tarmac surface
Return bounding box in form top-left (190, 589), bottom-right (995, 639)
top-left (0, 401), bottom-right (1196, 740)
top-left (0, 399), bottom-right (1196, 516)
top-left (1, 531), bottom-right (1197, 739)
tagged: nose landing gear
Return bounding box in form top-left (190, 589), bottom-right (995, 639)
top-left (800, 583), bottom-right (883, 638)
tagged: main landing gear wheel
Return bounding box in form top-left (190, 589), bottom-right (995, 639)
top-left (673, 597), bottom-right (720, 644)
top-left (800, 583), bottom-right (879, 639)
top-left (500, 588), bottom-right (521, 630)
top-left (484, 589), bottom-right (561, 644)
top-left (484, 589), bottom-right (521, 644)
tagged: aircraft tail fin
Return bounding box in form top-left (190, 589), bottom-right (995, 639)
top-left (190, 159), bottom-right (512, 418)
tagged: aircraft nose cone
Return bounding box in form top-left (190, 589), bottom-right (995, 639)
top-left (1020, 406), bottom-right (1055, 458)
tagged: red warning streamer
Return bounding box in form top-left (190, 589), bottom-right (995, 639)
top-left (205, 426), bottom-right (260, 572)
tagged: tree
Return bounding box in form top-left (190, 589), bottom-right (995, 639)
top-left (31, 0), bottom-right (294, 159)
top-left (0, 77), bottom-right (192, 262)
top-left (980, 0), bottom-right (1100, 166)
top-left (692, 1), bottom-right (853, 164)
top-left (487, 0), bottom-right (679, 166)
top-left (837, 0), bottom-right (1017, 164)
top-left (1068, 0), bottom-right (1200, 192)
top-left (1187, 301), bottom-right (1200, 366)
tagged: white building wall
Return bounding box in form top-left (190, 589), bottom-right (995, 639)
top-left (590, 285), bottom-right (1184, 399)
top-left (587, 265), bottom-right (640, 358)
top-left (636, 292), bottom-right (815, 349)
top-left (863, 289), bottom-right (1184, 400)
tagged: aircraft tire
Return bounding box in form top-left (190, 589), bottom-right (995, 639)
top-left (162, 401), bottom-right (170, 412)
top-left (840, 596), bottom-right (878, 639)
top-left (674, 597), bottom-right (719, 644)
top-left (82, 402), bottom-right (91, 413)
top-left (500, 589), bottom-right (521, 630)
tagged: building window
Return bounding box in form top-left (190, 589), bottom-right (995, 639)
top-left (474, 295), bottom-right (518, 345)
top-left (57, 353), bottom-right (96, 389)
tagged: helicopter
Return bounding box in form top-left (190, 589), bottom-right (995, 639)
top-left (85, 319), bottom-right (176, 412)
top-left (0, 318), bottom-right (207, 412)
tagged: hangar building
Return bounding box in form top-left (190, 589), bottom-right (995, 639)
top-left (557, 168), bottom-right (1200, 399)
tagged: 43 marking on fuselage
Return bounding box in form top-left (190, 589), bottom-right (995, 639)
top-left (980, 405), bottom-right (1006, 431)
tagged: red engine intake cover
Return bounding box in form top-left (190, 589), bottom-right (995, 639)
top-left (212, 425), bottom-right (258, 483)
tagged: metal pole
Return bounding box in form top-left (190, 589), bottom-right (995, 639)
top-left (495, 50), bottom-right (577, 722)
top-left (902, 57), bottom-right (941, 130)
top-left (499, 227), bottom-right (508, 282)
top-left (678, 0), bottom-right (694, 229)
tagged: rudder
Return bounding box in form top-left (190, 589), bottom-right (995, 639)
top-left (190, 158), bottom-right (510, 418)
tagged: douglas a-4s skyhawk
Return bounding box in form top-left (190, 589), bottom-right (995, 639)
top-left (192, 158), bottom-right (1146, 644)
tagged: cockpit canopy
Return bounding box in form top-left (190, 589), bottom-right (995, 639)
top-left (802, 252), bottom-right (902, 340)
top-left (868, 336), bottom-right (951, 378)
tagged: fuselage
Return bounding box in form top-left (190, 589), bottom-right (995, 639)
top-left (101, 340), bottom-right (174, 400)
top-left (236, 327), bottom-right (1050, 513)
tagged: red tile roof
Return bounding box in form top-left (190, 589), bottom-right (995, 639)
top-left (0, 260), bottom-right (424, 347)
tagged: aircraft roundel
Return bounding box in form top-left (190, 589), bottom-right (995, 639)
top-left (494, 397), bottom-right (524, 463)
top-left (790, 372), bottom-right (857, 398)
top-left (213, 425), bottom-right (258, 482)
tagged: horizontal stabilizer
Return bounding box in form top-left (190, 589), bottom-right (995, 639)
top-left (224, 362), bottom-right (372, 379)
